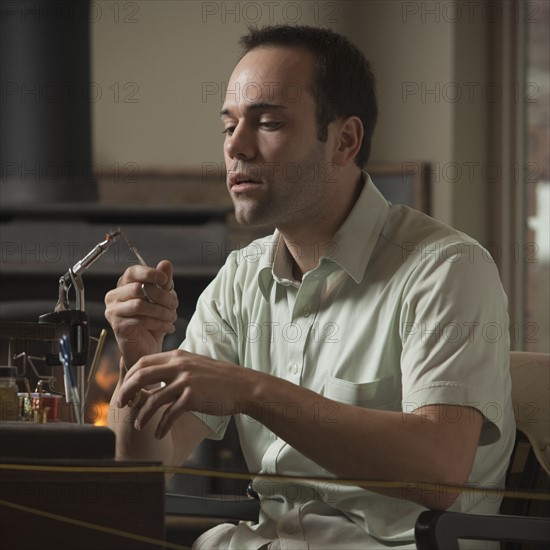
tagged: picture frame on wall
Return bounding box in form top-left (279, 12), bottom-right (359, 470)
top-left (367, 161), bottom-right (432, 215)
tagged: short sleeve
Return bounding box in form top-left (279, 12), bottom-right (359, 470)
top-left (399, 242), bottom-right (512, 445)
top-left (179, 254), bottom-right (241, 440)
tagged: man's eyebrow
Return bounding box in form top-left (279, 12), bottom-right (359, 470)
top-left (220, 103), bottom-right (288, 117)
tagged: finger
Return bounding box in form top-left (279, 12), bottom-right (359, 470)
top-left (155, 389), bottom-right (192, 439)
top-left (117, 264), bottom-right (168, 288)
top-left (119, 363), bottom-right (175, 406)
top-left (106, 281), bottom-right (149, 305)
top-left (124, 351), bottom-right (172, 377)
top-left (139, 282), bottom-right (179, 309)
top-left (134, 383), bottom-right (183, 431)
top-left (156, 260), bottom-right (175, 292)
top-left (125, 350), bottom-right (189, 376)
top-left (105, 283), bottom-right (179, 320)
top-left (127, 388), bottom-right (150, 409)
top-left (107, 296), bottom-right (178, 325)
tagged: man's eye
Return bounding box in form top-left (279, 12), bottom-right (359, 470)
top-left (260, 121), bottom-right (280, 130)
top-left (222, 126), bottom-right (235, 136)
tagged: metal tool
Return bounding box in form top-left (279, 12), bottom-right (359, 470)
top-left (120, 231), bottom-right (158, 302)
top-left (37, 229), bottom-right (121, 422)
top-left (37, 229), bottom-right (152, 419)
top-left (59, 335), bottom-right (82, 424)
top-left (55, 229), bottom-right (121, 313)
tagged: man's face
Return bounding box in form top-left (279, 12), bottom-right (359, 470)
top-left (221, 46), bottom-right (334, 229)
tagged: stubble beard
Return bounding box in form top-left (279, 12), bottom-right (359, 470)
top-left (231, 143), bottom-right (328, 229)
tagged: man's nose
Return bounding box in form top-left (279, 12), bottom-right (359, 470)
top-left (225, 124), bottom-right (256, 160)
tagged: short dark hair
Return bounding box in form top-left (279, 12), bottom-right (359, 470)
top-left (239, 25), bottom-right (378, 168)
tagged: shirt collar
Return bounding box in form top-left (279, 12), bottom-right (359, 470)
top-left (257, 230), bottom-right (292, 298)
top-left (328, 172), bottom-right (389, 283)
top-left (257, 171), bottom-right (389, 299)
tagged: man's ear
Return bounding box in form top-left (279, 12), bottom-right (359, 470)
top-left (331, 116), bottom-right (364, 167)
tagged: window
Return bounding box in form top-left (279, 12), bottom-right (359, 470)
top-left (524, 0), bottom-right (549, 352)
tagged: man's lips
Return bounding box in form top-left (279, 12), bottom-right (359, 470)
top-left (228, 172), bottom-right (264, 191)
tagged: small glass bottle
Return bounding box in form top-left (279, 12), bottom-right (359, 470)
top-left (0, 366), bottom-right (19, 421)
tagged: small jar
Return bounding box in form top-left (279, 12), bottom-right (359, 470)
top-left (0, 366), bottom-right (19, 421)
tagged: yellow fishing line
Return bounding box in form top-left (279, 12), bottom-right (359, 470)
top-left (1, 463), bottom-right (548, 501)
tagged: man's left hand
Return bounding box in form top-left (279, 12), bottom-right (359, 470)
top-left (116, 350), bottom-right (250, 439)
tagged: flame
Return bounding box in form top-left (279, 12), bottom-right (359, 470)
top-left (87, 345), bottom-right (119, 426)
top-left (92, 401), bottom-right (110, 426)
top-left (95, 357), bottom-right (119, 391)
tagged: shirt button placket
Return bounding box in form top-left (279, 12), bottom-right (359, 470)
top-left (287, 277), bottom-right (320, 383)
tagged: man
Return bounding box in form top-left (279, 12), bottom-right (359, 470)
top-left (106, 25), bottom-right (515, 549)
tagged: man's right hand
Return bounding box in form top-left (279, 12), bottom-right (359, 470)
top-left (105, 259), bottom-right (178, 369)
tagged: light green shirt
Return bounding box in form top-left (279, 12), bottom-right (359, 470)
top-left (182, 174), bottom-right (515, 549)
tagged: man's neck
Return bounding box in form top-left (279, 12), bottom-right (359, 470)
top-left (280, 170), bottom-right (364, 279)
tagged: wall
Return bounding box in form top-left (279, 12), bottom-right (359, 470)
top-left (345, 0), bottom-right (456, 226)
top-left (91, 0), bottom-right (347, 170)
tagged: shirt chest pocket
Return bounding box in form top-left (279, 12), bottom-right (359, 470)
top-left (324, 375), bottom-right (397, 409)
